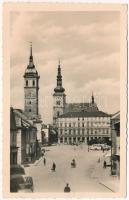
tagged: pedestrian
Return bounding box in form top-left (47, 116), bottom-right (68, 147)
top-left (43, 158), bottom-right (46, 166)
top-left (64, 183), bottom-right (71, 193)
top-left (103, 160), bottom-right (106, 168)
top-left (52, 162), bottom-right (56, 171)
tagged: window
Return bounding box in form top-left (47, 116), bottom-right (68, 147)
top-left (29, 101), bottom-right (31, 104)
top-left (26, 80), bottom-right (28, 86)
top-left (69, 123), bottom-right (71, 127)
top-left (82, 123), bottom-right (84, 127)
top-left (29, 109), bottom-right (31, 112)
top-left (69, 130), bottom-right (71, 135)
top-left (57, 111), bottom-right (60, 117)
top-left (56, 101), bottom-right (60, 105)
top-left (33, 80), bottom-right (35, 86)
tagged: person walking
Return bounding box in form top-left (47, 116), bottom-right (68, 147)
top-left (52, 162), bottom-right (56, 171)
top-left (103, 160), bottom-right (106, 168)
top-left (43, 158), bottom-right (46, 166)
top-left (64, 183), bottom-right (71, 193)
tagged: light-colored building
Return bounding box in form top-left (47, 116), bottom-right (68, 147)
top-left (52, 61), bottom-right (111, 146)
top-left (57, 110), bottom-right (111, 144)
top-left (41, 124), bottom-right (50, 144)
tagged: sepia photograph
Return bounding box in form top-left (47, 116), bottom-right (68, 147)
top-left (3, 3), bottom-right (127, 198)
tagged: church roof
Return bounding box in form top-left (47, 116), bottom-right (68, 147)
top-left (65, 102), bottom-right (99, 112)
top-left (58, 110), bottom-right (110, 118)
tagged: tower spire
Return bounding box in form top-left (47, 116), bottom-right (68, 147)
top-left (29, 42), bottom-right (34, 67)
top-left (91, 92), bottom-right (94, 104)
top-left (54, 60), bottom-right (65, 93)
top-left (30, 42), bottom-right (32, 58)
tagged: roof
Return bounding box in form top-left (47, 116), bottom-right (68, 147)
top-left (65, 102), bottom-right (99, 113)
top-left (58, 110), bottom-right (110, 118)
top-left (111, 111), bottom-right (120, 120)
top-left (14, 109), bottom-right (36, 128)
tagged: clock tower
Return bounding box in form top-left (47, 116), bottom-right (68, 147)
top-left (24, 44), bottom-right (40, 120)
top-left (53, 60), bottom-right (66, 126)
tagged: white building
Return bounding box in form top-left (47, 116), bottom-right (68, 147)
top-left (57, 111), bottom-right (111, 144)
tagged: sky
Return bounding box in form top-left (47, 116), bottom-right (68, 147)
top-left (10, 11), bottom-right (120, 124)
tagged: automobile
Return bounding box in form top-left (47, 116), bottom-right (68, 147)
top-left (101, 144), bottom-right (111, 151)
top-left (89, 144), bottom-right (101, 150)
top-left (10, 174), bottom-right (34, 192)
top-left (10, 165), bottom-right (25, 175)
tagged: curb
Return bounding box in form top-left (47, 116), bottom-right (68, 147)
top-left (99, 182), bottom-right (115, 192)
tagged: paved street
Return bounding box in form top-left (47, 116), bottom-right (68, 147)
top-left (25, 144), bottom-right (113, 193)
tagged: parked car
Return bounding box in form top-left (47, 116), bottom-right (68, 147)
top-left (101, 144), bottom-right (111, 151)
top-left (89, 144), bottom-right (101, 150)
top-left (10, 165), bottom-right (25, 175)
top-left (10, 174), bottom-right (34, 193)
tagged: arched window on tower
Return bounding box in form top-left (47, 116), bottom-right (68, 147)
top-left (33, 80), bottom-right (35, 86)
top-left (26, 80), bottom-right (28, 86)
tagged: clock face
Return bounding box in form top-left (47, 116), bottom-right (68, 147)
top-left (25, 89), bottom-right (36, 98)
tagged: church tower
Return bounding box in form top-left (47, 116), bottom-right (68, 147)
top-left (24, 43), bottom-right (40, 120)
top-left (53, 60), bottom-right (66, 126)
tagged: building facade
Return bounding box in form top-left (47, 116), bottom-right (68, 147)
top-left (41, 124), bottom-right (50, 144)
top-left (53, 60), bottom-right (66, 126)
top-left (111, 111), bottom-right (120, 176)
top-left (14, 109), bottom-right (38, 164)
top-left (10, 107), bottom-right (18, 166)
top-left (57, 110), bottom-right (111, 144)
